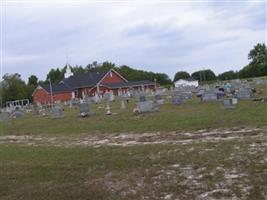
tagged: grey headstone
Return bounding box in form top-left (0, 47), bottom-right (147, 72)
top-left (12, 110), bottom-right (24, 118)
top-left (120, 99), bottom-right (126, 110)
top-left (2, 112), bottom-right (10, 122)
top-left (139, 95), bottom-right (146, 102)
top-left (201, 92), bottom-right (217, 102)
top-left (137, 101), bottom-right (158, 113)
top-left (236, 88), bottom-right (252, 99)
top-left (222, 99), bottom-right (236, 109)
top-left (51, 106), bottom-right (63, 118)
top-left (172, 96), bottom-right (184, 105)
top-left (79, 102), bottom-right (89, 117)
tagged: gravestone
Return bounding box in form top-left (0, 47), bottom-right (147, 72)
top-left (12, 110), bottom-right (24, 118)
top-left (201, 91), bottom-right (217, 102)
top-left (1, 111), bottom-right (10, 123)
top-left (172, 96), bottom-right (184, 105)
top-left (155, 94), bottom-right (164, 105)
top-left (196, 89), bottom-right (205, 98)
top-left (216, 90), bottom-right (224, 99)
top-left (222, 98), bottom-right (236, 109)
top-left (236, 88), bottom-right (252, 99)
top-left (94, 93), bottom-right (101, 104)
top-left (106, 101), bottom-right (112, 115)
top-left (120, 99), bottom-right (126, 110)
top-left (172, 91), bottom-right (185, 105)
top-left (232, 98), bottom-right (238, 105)
top-left (33, 104), bottom-right (41, 116)
top-left (139, 95), bottom-right (146, 102)
top-left (79, 102), bottom-right (93, 117)
top-left (137, 101), bottom-right (158, 113)
top-left (51, 106), bottom-right (63, 118)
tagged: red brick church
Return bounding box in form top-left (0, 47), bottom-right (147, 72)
top-left (33, 67), bottom-right (156, 104)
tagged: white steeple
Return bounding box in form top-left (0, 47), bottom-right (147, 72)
top-left (64, 49), bottom-right (73, 78)
top-left (64, 64), bottom-right (73, 78)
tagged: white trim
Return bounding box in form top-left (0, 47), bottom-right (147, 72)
top-left (32, 85), bottom-right (49, 96)
top-left (97, 69), bottom-right (128, 85)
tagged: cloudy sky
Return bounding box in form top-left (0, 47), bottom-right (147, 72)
top-left (1, 0), bottom-right (266, 81)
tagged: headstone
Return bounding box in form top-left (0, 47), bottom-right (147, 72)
top-left (236, 88), bottom-right (252, 99)
top-left (222, 98), bottom-right (236, 109)
top-left (12, 110), bottom-right (24, 118)
top-left (79, 102), bottom-right (93, 117)
top-left (109, 92), bottom-right (115, 101)
top-left (216, 90), bottom-right (224, 99)
top-left (94, 93), bottom-right (101, 104)
top-left (33, 104), bottom-right (40, 116)
top-left (232, 98), bottom-right (238, 105)
top-left (51, 106), bottom-right (63, 118)
top-left (106, 101), bottom-right (112, 115)
top-left (172, 97), bottom-right (184, 105)
top-left (1, 111), bottom-right (10, 123)
top-left (137, 101), bottom-right (158, 113)
top-left (201, 91), bottom-right (217, 102)
top-left (155, 94), bottom-right (164, 105)
top-left (120, 99), bottom-right (126, 110)
top-left (172, 91), bottom-right (185, 105)
top-left (139, 95), bottom-right (146, 102)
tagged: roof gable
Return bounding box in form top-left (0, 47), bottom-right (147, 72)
top-left (62, 70), bottom-right (108, 89)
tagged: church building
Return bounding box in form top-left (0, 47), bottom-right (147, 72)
top-left (33, 66), bottom-right (156, 104)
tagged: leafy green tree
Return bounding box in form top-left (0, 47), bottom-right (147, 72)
top-left (71, 65), bottom-right (86, 75)
top-left (173, 71), bottom-right (190, 82)
top-left (26, 75), bottom-right (38, 102)
top-left (218, 70), bottom-right (238, 80)
top-left (28, 75), bottom-right (38, 86)
top-left (45, 68), bottom-right (64, 83)
top-left (248, 43), bottom-right (267, 66)
top-left (191, 69), bottom-right (216, 81)
top-left (238, 43), bottom-right (267, 78)
top-left (2, 73), bottom-right (27, 105)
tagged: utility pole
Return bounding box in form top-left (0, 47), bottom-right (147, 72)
top-left (49, 78), bottom-right (54, 106)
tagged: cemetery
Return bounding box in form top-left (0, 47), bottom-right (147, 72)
top-left (1, 80), bottom-right (266, 200)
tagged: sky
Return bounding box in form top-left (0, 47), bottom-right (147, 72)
top-left (1, 0), bottom-right (266, 81)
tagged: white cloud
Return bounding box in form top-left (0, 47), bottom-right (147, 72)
top-left (2, 1), bottom-right (266, 81)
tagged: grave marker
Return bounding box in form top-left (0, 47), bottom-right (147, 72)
top-left (222, 98), bottom-right (236, 109)
top-left (51, 106), bottom-right (63, 118)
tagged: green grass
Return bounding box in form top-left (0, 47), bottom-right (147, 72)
top-left (1, 97), bottom-right (266, 135)
top-left (0, 138), bottom-right (266, 199)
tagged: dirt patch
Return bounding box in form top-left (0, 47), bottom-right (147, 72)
top-left (0, 127), bottom-right (266, 147)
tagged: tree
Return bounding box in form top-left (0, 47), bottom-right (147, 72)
top-left (45, 68), bottom-right (64, 83)
top-left (248, 43), bottom-right (267, 66)
top-left (71, 65), bottom-right (86, 75)
top-left (26, 75), bottom-right (38, 102)
top-left (173, 71), bottom-right (190, 82)
top-left (2, 73), bottom-right (27, 105)
top-left (28, 75), bottom-right (38, 86)
top-left (218, 70), bottom-right (237, 81)
top-left (191, 69), bottom-right (216, 81)
top-left (238, 43), bottom-right (267, 78)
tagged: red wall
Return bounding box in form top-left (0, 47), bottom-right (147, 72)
top-left (33, 88), bottom-right (72, 104)
top-left (100, 71), bottom-right (126, 84)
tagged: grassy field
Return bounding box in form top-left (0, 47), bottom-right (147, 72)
top-left (1, 136), bottom-right (266, 200)
top-left (1, 85), bottom-right (267, 136)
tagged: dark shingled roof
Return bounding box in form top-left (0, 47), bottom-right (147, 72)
top-left (103, 80), bottom-right (155, 89)
top-left (62, 70), bottom-right (109, 89)
top-left (40, 82), bottom-right (72, 94)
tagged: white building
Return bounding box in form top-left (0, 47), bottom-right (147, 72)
top-left (174, 78), bottom-right (199, 88)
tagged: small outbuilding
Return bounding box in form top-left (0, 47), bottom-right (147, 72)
top-left (174, 77), bottom-right (199, 88)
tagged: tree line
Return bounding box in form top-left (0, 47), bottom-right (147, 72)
top-left (0, 43), bottom-right (266, 106)
top-left (174, 43), bottom-right (267, 82)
